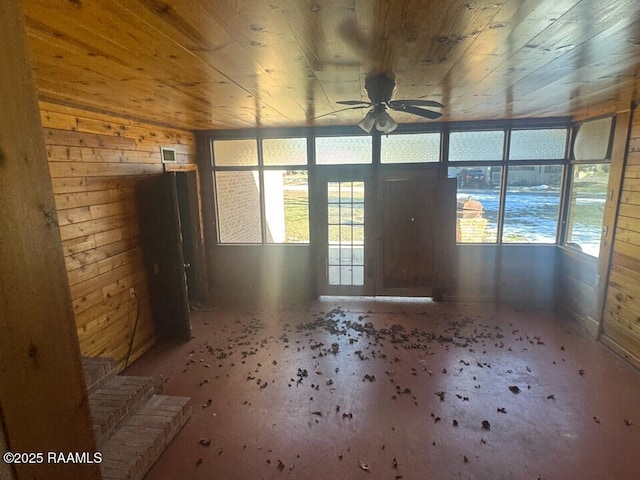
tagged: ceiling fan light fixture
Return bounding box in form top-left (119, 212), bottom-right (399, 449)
top-left (358, 110), bottom-right (376, 133)
top-left (375, 111), bottom-right (398, 134)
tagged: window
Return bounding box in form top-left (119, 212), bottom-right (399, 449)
top-left (565, 116), bottom-right (614, 256)
top-left (449, 130), bottom-right (505, 161)
top-left (509, 129), bottom-right (567, 160)
top-left (573, 117), bottom-right (613, 161)
top-left (381, 133), bottom-right (440, 163)
top-left (263, 137), bottom-right (307, 166)
top-left (566, 164), bottom-right (609, 256)
top-left (315, 136), bottom-right (372, 164)
top-left (264, 170), bottom-right (309, 243)
top-left (327, 182), bottom-right (365, 285)
top-left (215, 171), bottom-right (262, 243)
top-left (502, 165), bottom-right (564, 243)
top-left (212, 137), bottom-right (309, 244)
top-left (213, 139), bottom-right (258, 166)
top-left (451, 167), bottom-right (502, 243)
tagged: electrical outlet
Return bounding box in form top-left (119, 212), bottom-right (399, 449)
top-left (129, 287), bottom-right (136, 299)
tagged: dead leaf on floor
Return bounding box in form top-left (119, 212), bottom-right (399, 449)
top-left (463, 455), bottom-right (469, 463)
top-left (435, 391), bottom-right (445, 401)
top-left (482, 420), bottom-right (491, 430)
top-left (579, 369), bottom-right (586, 376)
top-left (277, 460), bottom-right (285, 470)
top-left (497, 407), bottom-right (507, 414)
top-left (547, 394), bottom-right (555, 400)
top-left (203, 399), bottom-right (212, 408)
top-left (196, 458), bottom-right (203, 466)
top-left (392, 457), bottom-right (398, 468)
top-left (508, 386), bottom-right (521, 394)
top-left (452, 419), bottom-right (459, 427)
top-left (358, 459), bottom-right (370, 471)
top-left (593, 416), bottom-right (601, 424)
top-left (625, 419), bottom-right (633, 426)
top-left (199, 438), bottom-right (211, 446)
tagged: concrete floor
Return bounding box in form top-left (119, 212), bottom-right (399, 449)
top-left (126, 299), bottom-right (640, 480)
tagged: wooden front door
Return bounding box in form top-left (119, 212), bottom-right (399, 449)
top-left (375, 169), bottom-right (456, 297)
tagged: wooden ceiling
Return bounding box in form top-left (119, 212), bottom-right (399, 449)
top-left (23, 0), bottom-right (640, 131)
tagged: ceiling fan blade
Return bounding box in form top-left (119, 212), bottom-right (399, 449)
top-left (312, 104), bottom-right (371, 120)
top-left (336, 100), bottom-right (372, 106)
top-left (393, 105), bottom-right (443, 120)
top-left (389, 99), bottom-right (444, 109)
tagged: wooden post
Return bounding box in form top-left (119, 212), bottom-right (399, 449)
top-left (0, 1), bottom-right (101, 479)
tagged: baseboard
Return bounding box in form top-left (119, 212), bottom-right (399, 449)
top-left (600, 335), bottom-right (640, 371)
top-left (555, 303), bottom-right (600, 338)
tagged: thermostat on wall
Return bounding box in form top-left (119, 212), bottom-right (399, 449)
top-left (160, 146), bottom-right (177, 163)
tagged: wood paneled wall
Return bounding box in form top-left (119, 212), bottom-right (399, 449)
top-left (41, 102), bottom-right (196, 368)
top-left (601, 104), bottom-right (640, 367)
top-left (556, 249), bottom-right (599, 335)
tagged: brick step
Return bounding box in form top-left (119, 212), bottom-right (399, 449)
top-left (89, 375), bottom-right (156, 448)
top-left (100, 395), bottom-right (192, 480)
top-left (82, 356), bottom-right (118, 395)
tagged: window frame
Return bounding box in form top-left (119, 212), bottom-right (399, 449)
top-left (560, 115), bottom-right (616, 257)
top-left (207, 119), bottom-right (580, 249)
top-left (445, 124), bottom-right (570, 245)
top-left (211, 131), bottom-right (311, 246)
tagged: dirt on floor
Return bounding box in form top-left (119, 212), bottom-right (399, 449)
top-left (125, 299), bottom-right (640, 480)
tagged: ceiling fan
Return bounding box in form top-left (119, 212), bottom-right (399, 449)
top-left (329, 73), bottom-right (444, 134)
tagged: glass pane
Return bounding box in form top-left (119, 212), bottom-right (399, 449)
top-left (264, 170), bottom-right (309, 243)
top-left (352, 266), bottom-right (364, 286)
top-left (328, 247), bottom-right (340, 264)
top-left (326, 181), bottom-right (366, 287)
top-left (215, 171), bottom-right (262, 243)
top-left (352, 183), bottom-right (365, 202)
top-left (352, 224), bottom-right (364, 242)
top-left (353, 204), bottom-right (365, 224)
top-left (328, 266), bottom-right (340, 285)
top-left (262, 137), bottom-right (307, 166)
top-left (328, 225), bottom-right (340, 243)
top-left (340, 266), bottom-right (352, 284)
top-left (509, 129), bottom-right (567, 160)
top-left (502, 165), bottom-right (564, 243)
top-left (449, 131), bottom-right (505, 161)
top-left (574, 117), bottom-right (613, 160)
top-left (328, 182), bottom-right (340, 203)
top-left (328, 204), bottom-right (340, 224)
top-left (213, 139), bottom-right (258, 166)
top-left (316, 136), bottom-right (372, 164)
top-left (450, 167), bottom-right (501, 243)
top-left (353, 246), bottom-right (364, 264)
top-left (341, 225), bottom-right (352, 243)
top-left (381, 133), bottom-right (440, 163)
top-left (566, 163), bottom-right (610, 256)
top-left (340, 183), bottom-right (352, 202)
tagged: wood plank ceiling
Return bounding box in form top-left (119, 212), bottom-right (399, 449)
top-left (23, 0), bottom-right (640, 130)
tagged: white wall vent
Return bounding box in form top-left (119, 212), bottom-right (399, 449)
top-left (160, 146), bottom-right (177, 163)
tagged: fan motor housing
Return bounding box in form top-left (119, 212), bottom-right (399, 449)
top-left (365, 73), bottom-right (396, 104)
